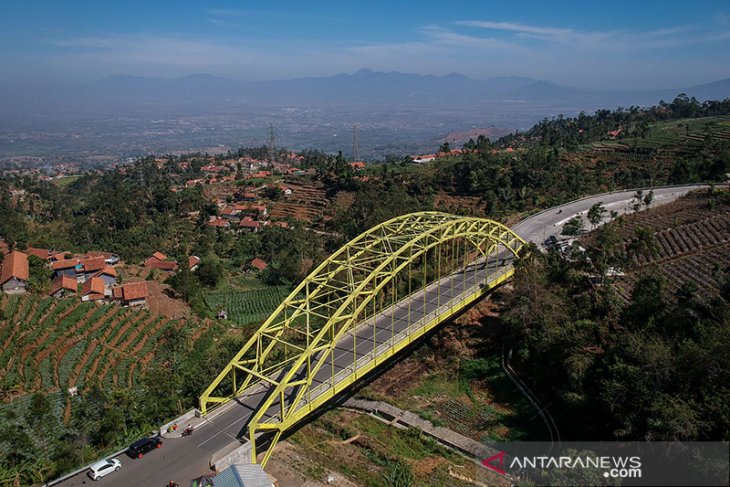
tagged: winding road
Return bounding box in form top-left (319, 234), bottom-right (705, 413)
top-left (49, 184), bottom-right (715, 487)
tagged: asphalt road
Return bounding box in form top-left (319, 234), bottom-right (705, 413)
top-left (51, 184), bottom-right (713, 487)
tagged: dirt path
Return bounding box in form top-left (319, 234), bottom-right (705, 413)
top-left (145, 281), bottom-right (191, 319)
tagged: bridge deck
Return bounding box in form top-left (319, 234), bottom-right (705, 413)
top-left (206, 251), bottom-right (516, 453)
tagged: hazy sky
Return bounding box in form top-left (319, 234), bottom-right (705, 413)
top-left (2, 0), bottom-right (730, 89)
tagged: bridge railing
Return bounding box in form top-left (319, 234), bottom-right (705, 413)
top-left (258, 264), bottom-right (515, 427)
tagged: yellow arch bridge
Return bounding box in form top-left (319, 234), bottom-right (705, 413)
top-left (200, 212), bottom-right (527, 465)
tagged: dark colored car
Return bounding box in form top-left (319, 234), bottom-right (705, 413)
top-left (543, 235), bottom-right (558, 248)
top-left (128, 436), bottom-right (162, 458)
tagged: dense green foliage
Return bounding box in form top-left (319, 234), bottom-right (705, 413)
top-left (500, 94), bottom-right (730, 148)
top-left (503, 239), bottom-right (730, 442)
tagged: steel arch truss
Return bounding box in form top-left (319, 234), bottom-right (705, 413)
top-left (199, 212), bottom-right (526, 464)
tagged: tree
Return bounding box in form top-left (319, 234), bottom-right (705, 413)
top-left (27, 255), bottom-right (51, 293)
top-left (627, 227), bottom-right (659, 262)
top-left (643, 190), bottom-right (654, 209)
top-left (561, 216), bottom-right (584, 236)
top-left (631, 190), bottom-right (644, 214)
top-left (438, 142), bottom-right (450, 154)
top-left (196, 257), bottom-right (222, 288)
top-left (587, 202), bottom-right (607, 229)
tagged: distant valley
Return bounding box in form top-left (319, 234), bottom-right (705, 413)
top-left (1, 69), bottom-right (729, 165)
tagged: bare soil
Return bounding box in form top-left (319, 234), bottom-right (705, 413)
top-left (146, 280), bottom-right (191, 319)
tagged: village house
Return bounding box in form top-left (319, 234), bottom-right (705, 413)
top-left (248, 258), bottom-right (268, 272)
top-left (207, 217), bottom-right (230, 228)
top-left (84, 251), bottom-right (120, 265)
top-left (50, 275), bottom-right (77, 298)
top-left (220, 206), bottom-right (242, 219)
top-left (79, 257), bottom-right (106, 282)
top-left (235, 203), bottom-right (268, 218)
top-left (91, 266), bottom-right (118, 287)
top-left (350, 161), bottom-right (366, 171)
top-left (144, 252), bottom-right (178, 271)
top-left (51, 259), bottom-right (80, 280)
top-left (113, 281), bottom-right (149, 307)
top-left (189, 256), bottom-right (201, 272)
top-left (51, 256), bottom-right (112, 283)
top-left (249, 170), bottom-right (272, 179)
top-left (239, 217), bottom-right (261, 232)
top-left (80, 276), bottom-right (106, 302)
top-left (27, 247), bottom-right (53, 261)
top-left (0, 250), bottom-right (29, 294)
top-left (411, 154), bottom-right (437, 163)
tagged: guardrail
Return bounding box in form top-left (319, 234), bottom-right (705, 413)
top-left (260, 265), bottom-right (514, 424)
top-left (43, 446), bottom-right (129, 486)
top-left (514, 183), bottom-right (720, 227)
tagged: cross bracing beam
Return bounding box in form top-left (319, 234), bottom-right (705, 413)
top-left (199, 212), bottom-right (526, 464)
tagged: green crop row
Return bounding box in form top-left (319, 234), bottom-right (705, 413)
top-left (206, 286), bottom-right (292, 326)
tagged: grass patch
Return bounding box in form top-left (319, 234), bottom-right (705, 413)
top-left (205, 284), bottom-right (292, 326)
top-left (52, 175), bottom-right (81, 188)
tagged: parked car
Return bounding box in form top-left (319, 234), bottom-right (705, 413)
top-left (128, 436), bottom-right (162, 458)
top-left (88, 458), bottom-right (121, 480)
top-left (543, 235), bottom-right (558, 248)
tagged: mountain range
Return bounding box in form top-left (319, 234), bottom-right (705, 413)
top-left (84, 69), bottom-right (730, 109)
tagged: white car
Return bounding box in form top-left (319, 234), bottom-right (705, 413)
top-left (88, 458), bottom-right (121, 480)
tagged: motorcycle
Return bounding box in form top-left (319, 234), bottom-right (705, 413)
top-left (181, 426), bottom-right (194, 437)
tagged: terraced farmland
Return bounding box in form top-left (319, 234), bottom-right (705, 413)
top-left (269, 181), bottom-right (328, 221)
top-left (0, 297), bottom-right (182, 402)
top-left (569, 116), bottom-right (730, 186)
top-left (205, 285), bottom-right (292, 326)
top-left (584, 189), bottom-right (730, 298)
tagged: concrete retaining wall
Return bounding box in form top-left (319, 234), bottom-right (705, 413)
top-left (210, 441), bottom-right (253, 471)
top-left (343, 398), bottom-right (499, 461)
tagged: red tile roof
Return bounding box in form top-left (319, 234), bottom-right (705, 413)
top-left (189, 256), bottom-right (201, 269)
top-left (207, 218), bottom-right (230, 228)
top-left (119, 281), bottom-right (148, 301)
top-left (0, 250), bottom-right (29, 285)
top-left (80, 257), bottom-right (106, 273)
top-left (80, 277), bottom-right (106, 298)
top-left (250, 258), bottom-right (268, 271)
top-left (239, 217), bottom-right (260, 228)
top-left (152, 251), bottom-right (167, 261)
top-left (350, 161), bottom-right (366, 170)
top-left (51, 252), bottom-right (68, 261)
top-left (27, 247), bottom-right (51, 260)
top-left (51, 259), bottom-right (79, 271)
top-left (144, 258), bottom-right (178, 270)
top-left (50, 275), bottom-right (76, 295)
top-left (93, 266), bottom-right (117, 278)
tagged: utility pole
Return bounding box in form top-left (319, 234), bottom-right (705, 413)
top-left (351, 124), bottom-right (360, 162)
